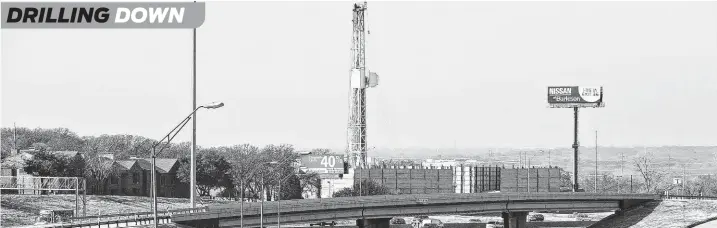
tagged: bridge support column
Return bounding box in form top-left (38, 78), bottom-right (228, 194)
top-left (502, 212), bottom-right (528, 228)
top-left (356, 218), bottom-right (391, 228)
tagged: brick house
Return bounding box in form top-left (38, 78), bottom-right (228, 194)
top-left (103, 157), bottom-right (189, 198)
top-left (107, 159), bottom-right (146, 196)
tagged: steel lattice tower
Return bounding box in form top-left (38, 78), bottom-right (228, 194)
top-left (347, 1), bottom-right (377, 169)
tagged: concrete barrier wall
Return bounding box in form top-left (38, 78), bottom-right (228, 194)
top-left (355, 166), bottom-right (502, 195)
top-left (281, 223), bottom-right (484, 228)
top-left (283, 222), bottom-right (592, 228)
top-left (500, 168), bottom-right (562, 193)
top-left (355, 168), bottom-right (454, 194)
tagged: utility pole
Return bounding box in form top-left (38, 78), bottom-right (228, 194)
top-left (682, 165), bottom-right (686, 196)
top-left (527, 157), bottom-right (531, 194)
top-left (519, 151), bottom-right (523, 168)
top-left (190, 9), bottom-right (198, 208)
top-left (13, 122), bottom-right (17, 150)
top-left (595, 130), bottom-right (598, 193)
top-left (617, 151), bottom-right (625, 194)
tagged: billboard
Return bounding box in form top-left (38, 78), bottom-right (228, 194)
top-left (299, 155), bottom-right (345, 174)
top-left (547, 86), bottom-right (604, 108)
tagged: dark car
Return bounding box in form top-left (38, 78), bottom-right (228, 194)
top-left (528, 214), bottom-right (544, 222)
top-left (310, 221), bottom-right (337, 226)
top-left (391, 217), bottom-right (406, 224)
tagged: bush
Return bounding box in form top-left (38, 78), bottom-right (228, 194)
top-left (332, 179), bottom-right (392, 197)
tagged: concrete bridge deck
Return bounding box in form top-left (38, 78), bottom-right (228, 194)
top-left (173, 192), bottom-right (659, 228)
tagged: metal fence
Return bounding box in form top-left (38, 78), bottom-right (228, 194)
top-left (0, 176), bottom-right (87, 217)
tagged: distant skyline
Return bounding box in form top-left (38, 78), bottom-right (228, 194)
top-left (3, 1), bottom-right (716, 151)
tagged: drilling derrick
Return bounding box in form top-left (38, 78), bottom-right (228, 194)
top-left (348, 1), bottom-right (378, 169)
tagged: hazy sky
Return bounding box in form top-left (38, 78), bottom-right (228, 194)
top-left (2, 1), bottom-right (717, 151)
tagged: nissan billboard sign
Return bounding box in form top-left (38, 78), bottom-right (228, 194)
top-left (299, 155), bottom-right (345, 174)
top-left (547, 86), bottom-right (604, 108)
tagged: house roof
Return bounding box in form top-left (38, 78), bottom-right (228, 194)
top-left (115, 160), bottom-right (138, 170)
top-left (131, 158), bottom-right (179, 173)
top-left (51, 151), bottom-right (82, 158)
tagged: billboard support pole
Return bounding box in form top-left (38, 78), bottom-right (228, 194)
top-left (572, 107), bottom-right (580, 192)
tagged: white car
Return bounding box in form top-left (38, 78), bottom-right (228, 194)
top-left (486, 221), bottom-right (504, 228)
top-left (420, 219), bottom-right (444, 228)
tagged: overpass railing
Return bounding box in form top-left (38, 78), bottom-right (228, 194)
top-left (57, 206), bottom-right (209, 227)
top-left (661, 194), bottom-right (717, 200)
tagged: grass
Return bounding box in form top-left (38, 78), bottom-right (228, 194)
top-left (590, 199), bottom-right (717, 228)
top-left (0, 194), bottom-right (233, 227)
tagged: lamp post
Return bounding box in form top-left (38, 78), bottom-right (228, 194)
top-left (240, 164), bottom-right (268, 228)
top-left (149, 102), bottom-right (224, 227)
top-left (274, 173), bottom-right (301, 228)
top-left (260, 161), bottom-right (282, 228)
top-left (267, 161), bottom-right (300, 228)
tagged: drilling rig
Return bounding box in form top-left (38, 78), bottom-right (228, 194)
top-left (347, 1), bottom-right (379, 169)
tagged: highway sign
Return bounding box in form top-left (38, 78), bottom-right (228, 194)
top-left (299, 155), bottom-right (344, 174)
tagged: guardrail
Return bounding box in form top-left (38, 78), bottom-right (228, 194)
top-left (661, 194), bottom-right (717, 200)
top-left (42, 207), bottom-right (210, 227)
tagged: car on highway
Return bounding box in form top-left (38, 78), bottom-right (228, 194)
top-left (421, 218), bottom-right (444, 228)
top-left (468, 218), bottom-right (482, 223)
top-left (309, 221), bottom-right (337, 226)
top-left (528, 214), bottom-right (545, 222)
top-left (486, 221), bottom-right (504, 228)
top-left (575, 213), bottom-right (591, 221)
top-left (391, 217), bottom-right (406, 224)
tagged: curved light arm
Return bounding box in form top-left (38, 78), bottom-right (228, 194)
top-left (151, 102), bottom-right (225, 157)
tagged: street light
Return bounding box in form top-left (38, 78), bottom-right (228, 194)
top-left (238, 159), bottom-right (292, 228)
top-left (240, 164), bottom-right (268, 228)
top-left (267, 161), bottom-right (296, 228)
top-left (259, 161), bottom-right (284, 228)
top-left (149, 102), bottom-right (224, 227)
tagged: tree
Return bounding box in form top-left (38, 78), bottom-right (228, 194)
top-left (23, 150), bottom-right (83, 177)
top-left (685, 175), bottom-right (717, 197)
top-left (634, 152), bottom-right (668, 193)
top-left (309, 148), bottom-right (333, 155)
top-left (298, 172), bottom-right (322, 198)
top-left (333, 180), bottom-right (392, 197)
top-left (278, 175), bottom-right (303, 200)
top-left (177, 149), bottom-right (233, 196)
top-left (260, 144), bottom-right (299, 201)
top-left (580, 174), bottom-right (621, 193)
top-left (84, 154), bottom-right (115, 194)
top-left (82, 134), bottom-right (159, 159)
top-left (560, 170), bottom-right (574, 191)
top-left (1, 127), bottom-right (85, 157)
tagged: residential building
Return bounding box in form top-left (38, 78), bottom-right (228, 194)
top-left (1, 148), bottom-right (188, 198)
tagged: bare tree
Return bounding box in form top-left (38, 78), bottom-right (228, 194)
top-left (633, 153), bottom-right (667, 193)
top-left (84, 154), bottom-right (115, 194)
top-left (298, 172), bottom-right (322, 198)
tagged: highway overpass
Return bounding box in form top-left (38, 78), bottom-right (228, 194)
top-left (173, 192), bottom-right (659, 228)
